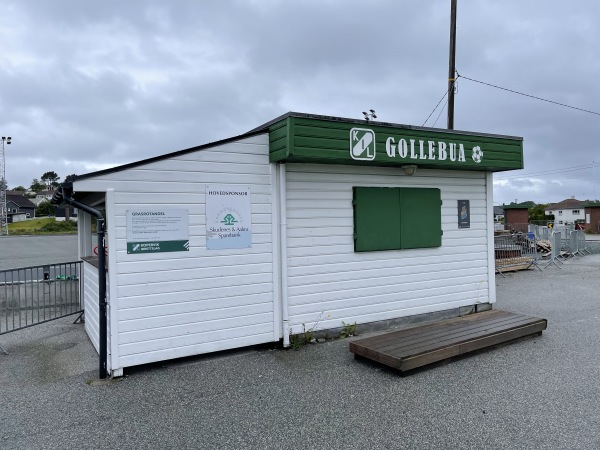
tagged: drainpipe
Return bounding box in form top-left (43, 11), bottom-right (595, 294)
top-left (52, 185), bottom-right (108, 379)
top-left (279, 163), bottom-right (290, 347)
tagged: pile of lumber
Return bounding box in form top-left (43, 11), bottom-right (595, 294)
top-left (536, 239), bottom-right (574, 258)
top-left (537, 239), bottom-right (552, 256)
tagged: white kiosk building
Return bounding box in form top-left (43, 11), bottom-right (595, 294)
top-left (63, 112), bottom-right (524, 377)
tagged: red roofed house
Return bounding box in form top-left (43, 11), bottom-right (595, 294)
top-left (544, 197), bottom-right (584, 226)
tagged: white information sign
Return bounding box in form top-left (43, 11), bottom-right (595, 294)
top-left (206, 185), bottom-right (252, 250)
top-left (126, 209), bottom-right (189, 254)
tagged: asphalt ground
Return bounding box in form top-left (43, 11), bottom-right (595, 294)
top-left (0, 235), bottom-right (79, 270)
top-left (1, 241), bottom-right (600, 449)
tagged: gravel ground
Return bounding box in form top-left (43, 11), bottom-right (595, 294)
top-left (584, 240), bottom-right (600, 253)
top-left (1, 249), bottom-right (599, 449)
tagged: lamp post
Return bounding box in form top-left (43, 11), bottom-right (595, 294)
top-left (0, 136), bottom-right (11, 236)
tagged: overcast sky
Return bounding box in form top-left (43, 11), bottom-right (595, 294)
top-left (1, 0), bottom-right (599, 205)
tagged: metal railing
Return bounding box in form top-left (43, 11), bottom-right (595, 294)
top-left (544, 231), bottom-right (564, 269)
top-left (542, 229), bottom-right (594, 269)
top-left (494, 232), bottom-right (542, 277)
top-left (0, 261), bottom-right (82, 335)
top-left (529, 224), bottom-right (550, 241)
top-left (576, 230), bottom-right (592, 255)
top-left (503, 223), bottom-right (529, 234)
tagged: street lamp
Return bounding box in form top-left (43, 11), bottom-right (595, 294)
top-left (1, 136), bottom-right (12, 236)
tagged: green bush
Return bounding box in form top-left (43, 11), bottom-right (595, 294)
top-left (38, 220), bottom-right (78, 232)
top-left (36, 201), bottom-right (56, 216)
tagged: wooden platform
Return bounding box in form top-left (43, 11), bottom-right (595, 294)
top-left (349, 310), bottom-right (547, 374)
top-left (495, 256), bottom-right (535, 273)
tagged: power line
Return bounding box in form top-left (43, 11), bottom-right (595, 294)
top-left (458, 73), bottom-right (600, 117)
top-left (422, 88), bottom-right (450, 127)
top-left (432, 96), bottom-right (449, 127)
top-left (496, 165), bottom-right (598, 180)
top-left (495, 162), bottom-right (600, 179)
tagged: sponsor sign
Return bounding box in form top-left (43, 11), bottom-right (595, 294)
top-left (458, 200), bottom-right (470, 229)
top-left (126, 209), bottom-right (189, 254)
top-left (206, 185), bottom-right (252, 250)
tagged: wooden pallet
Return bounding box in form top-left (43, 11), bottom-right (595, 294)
top-left (349, 310), bottom-right (547, 374)
top-left (495, 256), bottom-right (535, 273)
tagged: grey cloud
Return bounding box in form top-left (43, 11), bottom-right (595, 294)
top-left (1, 0), bottom-right (599, 205)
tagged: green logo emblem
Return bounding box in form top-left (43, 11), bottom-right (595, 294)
top-left (221, 213), bottom-right (237, 226)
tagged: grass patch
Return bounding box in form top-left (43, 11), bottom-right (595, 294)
top-left (8, 218), bottom-right (78, 235)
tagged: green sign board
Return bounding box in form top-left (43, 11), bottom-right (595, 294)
top-left (126, 209), bottom-right (189, 254)
top-left (127, 240), bottom-right (190, 254)
top-left (267, 114), bottom-right (523, 172)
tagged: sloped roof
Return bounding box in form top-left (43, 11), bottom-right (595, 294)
top-left (71, 129), bottom-right (266, 182)
top-left (6, 194), bottom-right (36, 208)
top-left (70, 111), bottom-right (524, 183)
top-left (544, 198), bottom-right (583, 211)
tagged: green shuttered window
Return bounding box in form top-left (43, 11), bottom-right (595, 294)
top-left (353, 187), bottom-right (442, 252)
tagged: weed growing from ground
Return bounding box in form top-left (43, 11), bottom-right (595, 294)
top-left (289, 311), bottom-right (325, 350)
top-left (340, 321), bottom-right (357, 338)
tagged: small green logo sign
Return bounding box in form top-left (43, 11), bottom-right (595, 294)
top-left (221, 213), bottom-right (237, 226)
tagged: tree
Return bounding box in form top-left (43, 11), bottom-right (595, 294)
top-left (0, 179), bottom-right (6, 190)
top-left (30, 178), bottom-right (45, 192)
top-left (64, 174), bottom-right (78, 183)
top-left (529, 203), bottom-right (552, 222)
top-left (12, 186), bottom-right (26, 191)
top-left (36, 200), bottom-right (56, 216)
top-left (40, 171), bottom-right (60, 190)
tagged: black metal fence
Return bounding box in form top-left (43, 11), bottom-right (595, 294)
top-left (0, 261), bottom-right (82, 335)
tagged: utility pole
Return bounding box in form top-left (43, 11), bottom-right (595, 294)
top-left (0, 136), bottom-right (11, 236)
top-left (447, 0), bottom-right (458, 130)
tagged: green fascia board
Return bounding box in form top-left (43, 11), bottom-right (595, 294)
top-left (581, 202), bottom-right (600, 208)
top-left (267, 114), bottom-right (523, 172)
top-left (502, 202), bottom-right (534, 210)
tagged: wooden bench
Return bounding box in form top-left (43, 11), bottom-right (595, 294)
top-left (349, 310), bottom-right (547, 374)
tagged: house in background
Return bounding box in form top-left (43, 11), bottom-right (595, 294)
top-left (493, 206), bottom-right (504, 222)
top-left (583, 202), bottom-right (600, 232)
top-left (6, 192), bottom-right (36, 222)
top-left (544, 197), bottom-right (584, 225)
top-left (502, 202), bottom-right (533, 233)
top-left (36, 190), bottom-right (56, 201)
top-left (30, 197), bottom-right (49, 207)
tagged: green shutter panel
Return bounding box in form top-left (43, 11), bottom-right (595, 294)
top-left (353, 187), bottom-right (401, 252)
top-left (399, 188), bottom-right (442, 249)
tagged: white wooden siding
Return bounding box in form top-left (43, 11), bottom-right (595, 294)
top-left (75, 134), bottom-right (276, 369)
top-left (284, 164), bottom-right (490, 333)
top-left (82, 260), bottom-right (100, 353)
